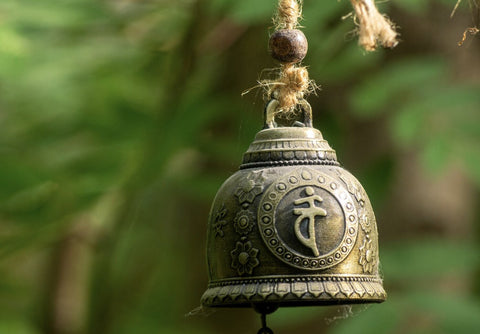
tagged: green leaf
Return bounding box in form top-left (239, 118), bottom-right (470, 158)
top-left (318, 44), bottom-right (382, 83)
top-left (394, 0), bottom-right (430, 13)
top-left (303, 1), bottom-right (348, 31)
top-left (0, 318), bottom-right (39, 334)
top-left (230, 0), bottom-right (274, 24)
top-left (270, 307), bottom-right (328, 328)
top-left (358, 155), bottom-right (394, 208)
top-left (331, 303), bottom-right (401, 334)
top-left (390, 102), bottom-right (425, 146)
top-left (351, 58), bottom-right (446, 117)
top-left (420, 135), bottom-right (450, 175)
top-left (458, 140), bottom-right (480, 186)
top-left (401, 292), bottom-right (480, 334)
top-left (381, 239), bottom-right (480, 281)
top-left (331, 291), bottom-right (480, 334)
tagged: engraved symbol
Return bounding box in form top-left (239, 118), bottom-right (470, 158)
top-left (258, 169), bottom-right (358, 270)
top-left (293, 187), bottom-right (327, 257)
top-left (212, 204), bottom-right (228, 238)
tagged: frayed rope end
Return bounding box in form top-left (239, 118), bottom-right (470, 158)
top-left (350, 0), bottom-right (399, 51)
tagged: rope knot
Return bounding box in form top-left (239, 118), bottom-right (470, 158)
top-left (272, 64), bottom-right (310, 114)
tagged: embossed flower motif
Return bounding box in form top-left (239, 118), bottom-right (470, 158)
top-left (234, 171), bottom-right (266, 205)
top-left (359, 214), bottom-right (372, 234)
top-left (336, 170), bottom-right (365, 205)
top-left (359, 237), bottom-right (376, 274)
top-left (233, 210), bottom-right (255, 235)
top-left (231, 241), bottom-right (260, 276)
top-left (212, 204), bottom-right (228, 238)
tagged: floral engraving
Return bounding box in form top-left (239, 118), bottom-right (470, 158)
top-left (212, 204), bottom-right (228, 238)
top-left (358, 214), bottom-right (376, 274)
top-left (359, 236), bottom-right (375, 274)
top-left (235, 171), bottom-right (266, 205)
top-left (359, 214), bottom-right (372, 234)
top-left (233, 210), bottom-right (255, 235)
top-left (336, 170), bottom-right (365, 206)
top-left (231, 241), bottom-right (260, 276)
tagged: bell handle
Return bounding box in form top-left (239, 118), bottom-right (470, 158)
top-left (299, 99), bottom-right (313, 128)
top-left (263, 99), bottom-right (278, 129)
top-left (263, 98), bottom-right (313, 129)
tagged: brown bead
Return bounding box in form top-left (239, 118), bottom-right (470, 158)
top-left (269, 29), bottom-right (308, 63)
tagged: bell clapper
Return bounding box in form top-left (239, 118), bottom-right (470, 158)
top-left (253, 304), bottom-right (278, 334)
top-left (257, 313), bottom-right (274, 334)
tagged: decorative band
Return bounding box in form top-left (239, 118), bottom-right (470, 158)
top-left (240, 159), bottom-right (340, 170)
top-left (201, 277), bottom-right (386, 306)
top-left (208, 275), bottom-right (382, 287)
top-left (245, 139), bottom-right (333, 152)
top-left (243, 149), bottom-right (337, 163)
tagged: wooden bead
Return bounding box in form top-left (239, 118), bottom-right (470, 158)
top-left (269, 29), bottom-right (308, 64)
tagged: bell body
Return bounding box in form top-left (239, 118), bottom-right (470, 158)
top-left (201, 127), bottom-right (386, 308)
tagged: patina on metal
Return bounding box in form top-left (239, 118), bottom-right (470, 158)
top-left (201, 100), bottom-right (386, 311)
top-left (202, 1), bottom-right (386, 323)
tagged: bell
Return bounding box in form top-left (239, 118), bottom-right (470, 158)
top-left (201, 100), bottom-right (386, 312)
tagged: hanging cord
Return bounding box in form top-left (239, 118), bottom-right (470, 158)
top-left (349, 0), bottom-right (398, 51)
top-left (257, 313), bottom-right (274, 334)
top-left (240, 0), bottom-right (316, 128)
top-left (274, 0), bottom-right (302, 29)
top-left (247, 0), bottom-right (399, 119)
top-left (266, 0), bottom-right (317, 117)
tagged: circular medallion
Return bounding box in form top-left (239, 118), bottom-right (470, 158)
top-left (258, 168), bottom-right (358, 270)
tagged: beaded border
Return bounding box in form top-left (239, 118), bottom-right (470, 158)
top-left (240, 159), bottom-right (340, 170)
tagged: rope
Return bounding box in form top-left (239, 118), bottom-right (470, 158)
top-left (275, 0), bottom-right (302, 29)
top-left (270, 64), bottom-right (310, 116)
top-left (349, 0), bottom-right (398, 51)
top-left (268, 0), bottom-right (315, 116)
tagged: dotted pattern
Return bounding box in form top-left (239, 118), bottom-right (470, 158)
top-left (258, 168), bottom-right (359, 270)
top-left (240, 159), bottom-right (339, 170)
top-left (209, 275), bottom-right (381, 286)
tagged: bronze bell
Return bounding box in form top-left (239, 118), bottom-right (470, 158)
top-left (201, 100), bottom-right (386, 312)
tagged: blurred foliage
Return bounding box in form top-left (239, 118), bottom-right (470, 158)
top-left (0, 0), bottom-right (479, 334)
top-left (351, 56), bottom-right (480, 182)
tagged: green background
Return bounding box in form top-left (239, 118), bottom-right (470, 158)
top-left (0, 0), bottom-right (479, 333)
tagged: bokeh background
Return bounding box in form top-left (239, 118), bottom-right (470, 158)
top-left (1, 0), bottom-right (479, 333)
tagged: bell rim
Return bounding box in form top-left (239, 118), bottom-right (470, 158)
top-left (201, 275), bottom-right (387, 308)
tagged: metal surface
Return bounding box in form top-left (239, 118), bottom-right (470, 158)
top-left (201, 100), bottom-right (386, 309)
